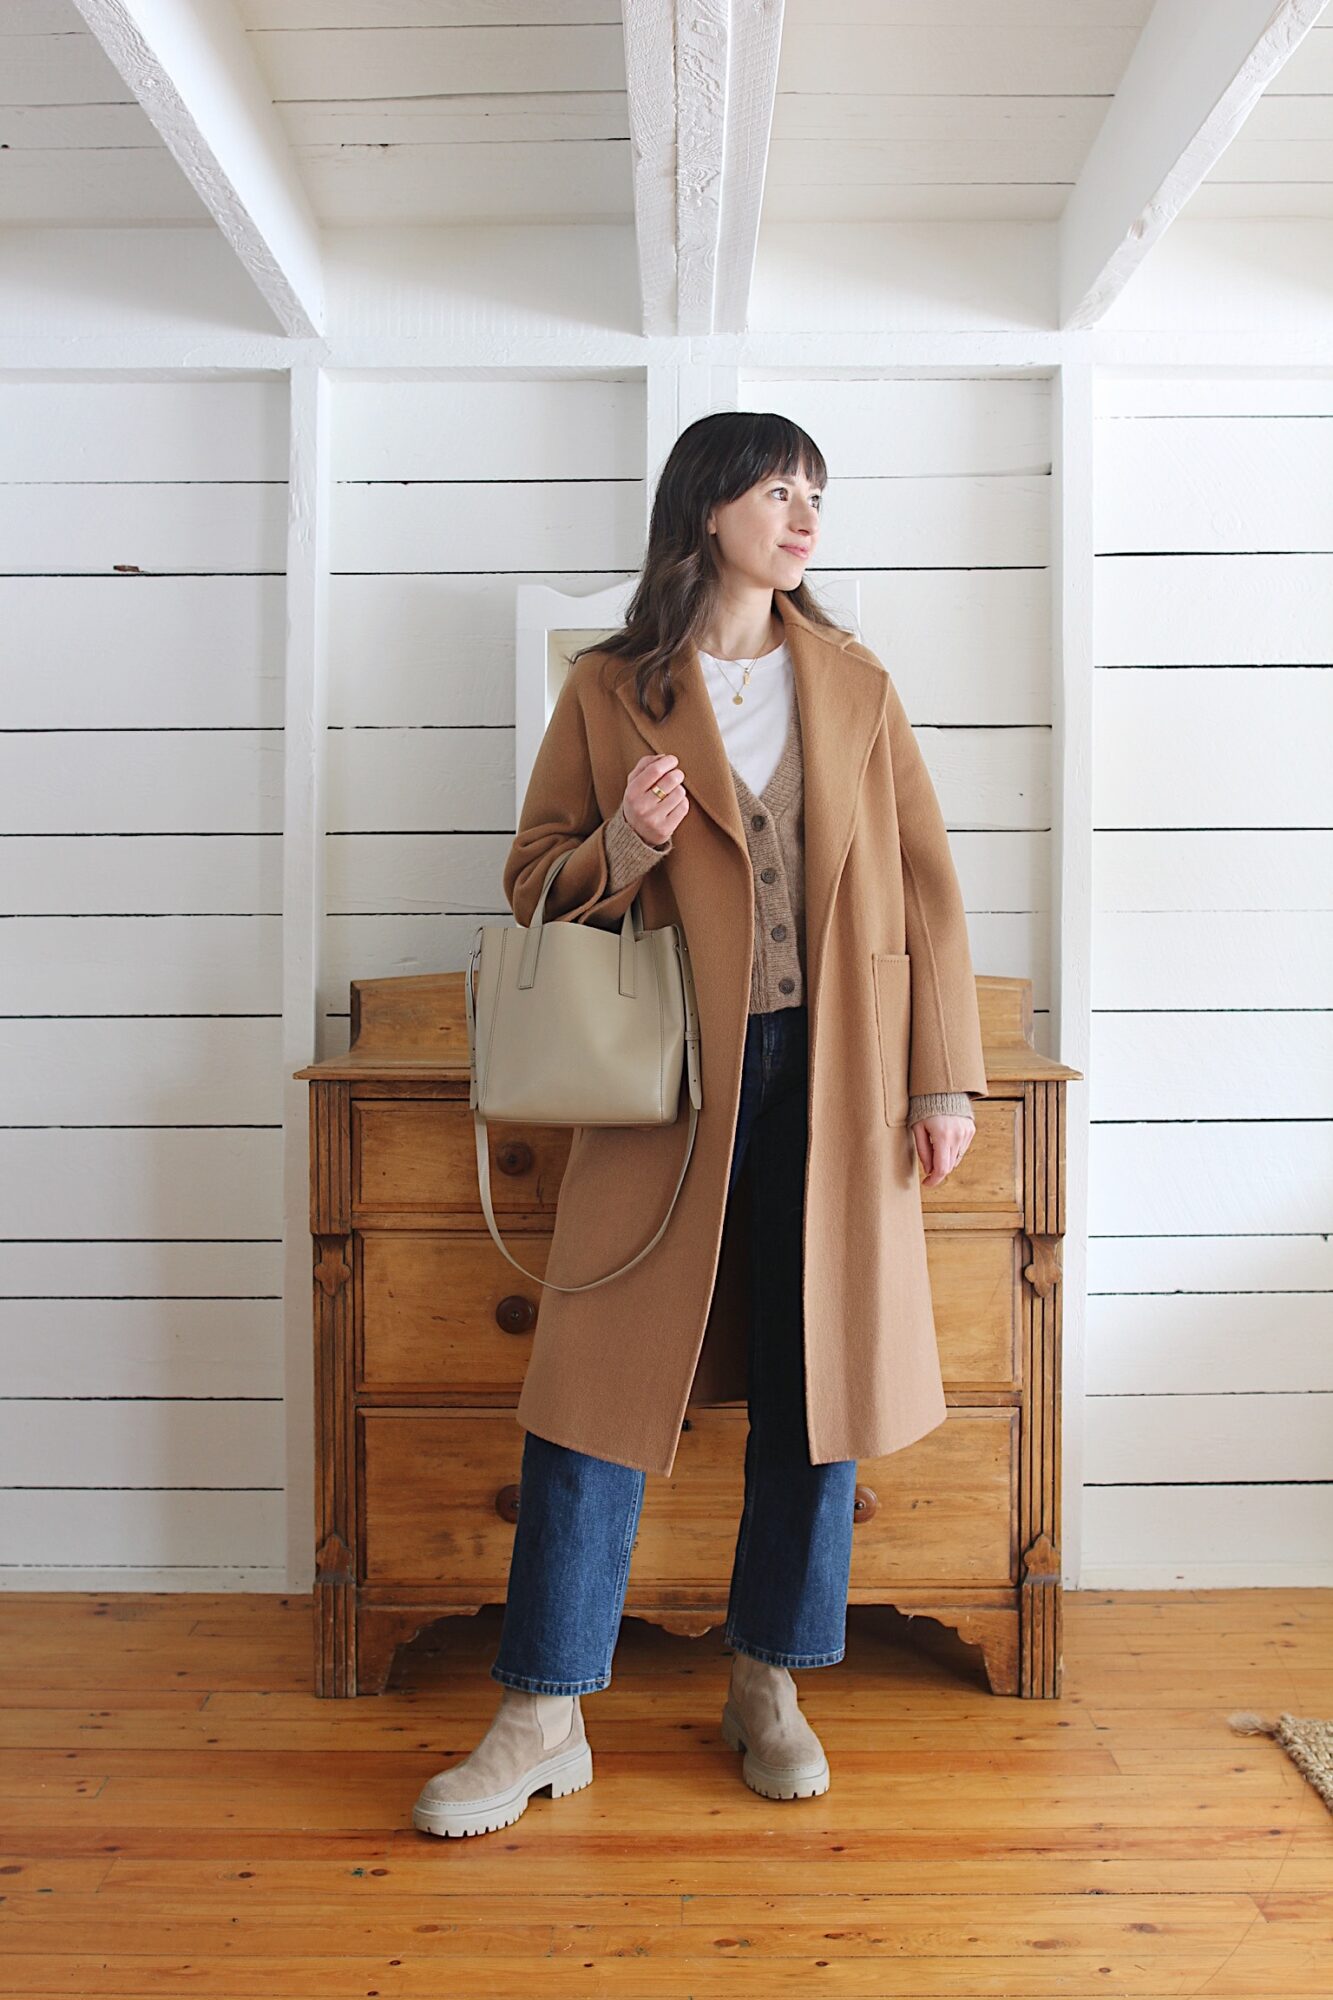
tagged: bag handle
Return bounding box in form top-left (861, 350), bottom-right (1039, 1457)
top-left (518, 847), bottom-right (643, 998)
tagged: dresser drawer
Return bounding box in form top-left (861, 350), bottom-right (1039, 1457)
top-left (928, 1229), bottom-right (1023, 1391)
top-left (356, 1224), bottom-right (1022, 1398)
top-left (353, 1094), bottom-right (1020, 1223)
top-left (358, 1230), bottom-right (548, 1395)
top-left (657, 1409), bottom-right (1019, 1593)
top-left (919, 1096), bottom-right (1023, 1213)
top-left (848, 1407), bottom-right (1018, 1589)
top-left (353, 1100), bottom-right (571, 1217)
top-left (360, 1406), bottom-right (1018, 1591)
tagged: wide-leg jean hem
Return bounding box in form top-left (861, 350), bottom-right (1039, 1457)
top-left (489, 1664), bottom-right (610, 1696)
top-left (723, 1630), bottom-right (846, 1670)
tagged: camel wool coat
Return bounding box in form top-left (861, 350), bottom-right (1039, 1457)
top-left (501, 589), bottom-right (989, 1478)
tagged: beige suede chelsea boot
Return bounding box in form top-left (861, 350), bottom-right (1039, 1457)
top-left (721, 1650), bottom-right (830, 1799)
top-left (412, 1686), bottom-right (593, 1838)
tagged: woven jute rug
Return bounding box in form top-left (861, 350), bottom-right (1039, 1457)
top-left (1229, 1709), bottom-right (1333, 1812)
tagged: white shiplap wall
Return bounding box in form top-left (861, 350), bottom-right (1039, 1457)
top-left (322, 373), bottom-right (647, 1043)
top-left (7, 358), bottom-right (1326, 1592)
top-left (0, 376), bottom-right (290, 1586)
top-left (739, 374), bottom-right (1054, 1028)
top-left (1087, 371), bottom-right (1333, 1586)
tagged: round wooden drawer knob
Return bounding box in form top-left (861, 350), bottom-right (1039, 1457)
top-left (495, 1483), bottom-right (521, 1523)
top-left (495, 1294), bottom-right (537, 1334)
top-left (495, 1139), bottom-right (533, 1176)
top-left (853, 1483), bottom-right (878, 1525)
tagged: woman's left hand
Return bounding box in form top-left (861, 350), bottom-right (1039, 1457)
top-left (911, 1113), bottom-right (975, 1187)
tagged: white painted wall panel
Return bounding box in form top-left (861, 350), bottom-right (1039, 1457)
top-left (1092, 911), bottom-right (1328, 1007)
top-left (1094, 669), bottom-right (1331, 825)
top-left (0, 575), bottom-right (285, 728)
top-left (0, 376), bottom-right (288, 1591)
top-left (4, 835), bottom-right (280, 915)
top-left (1095, 420), bottom-right (1333, 551)
top-left (0, 483), bottom-right (287, 576)
top-left (1095, 552), bottom-right (1333, 661)
top-left (1092, 1006), bottom-right (1330, 1119)
top-left (1092, 1122), bottom-right (1330, 1236)
top-left (0, 735), bottom-right (284, 833)
top-left (1083, 1485), bottom-right (1333, 1587)
top-left (0, 1401), bottom-right (285, 1489)
top-left (1087, 1291), bottom-right (1333, 1394)
top-left (332, 478), bottom-right (644, 573)
top-left (0, 1130), bottom-right (283, 1238)
top-left (1, 1020), bottom-right (283, 1123)
top-left (0, 1492), bottom-right (284, 1582)
top-left (0, 379), bottom-right (288, 480)
top-left (1089, 374), bottom-right (1333, 1586)
top-left (0, 1299), bottom-right (284, 1399)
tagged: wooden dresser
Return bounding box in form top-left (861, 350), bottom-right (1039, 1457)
top-left (294, 973), bottom-right (1080, 1700)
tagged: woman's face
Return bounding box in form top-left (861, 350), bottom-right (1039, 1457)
top-left (706, 465), bottom-right (823, 591)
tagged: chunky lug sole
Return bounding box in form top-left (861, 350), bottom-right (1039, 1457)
top-left (720, 1697), bottom-right (831, 1800)
top-left (412, 1738), bottom-right (594, 1839)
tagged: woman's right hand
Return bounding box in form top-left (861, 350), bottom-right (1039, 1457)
top-left (622, 753), bottom-right (689, 848)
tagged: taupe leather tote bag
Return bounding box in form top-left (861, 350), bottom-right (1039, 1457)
top-left (465, 848), bottom-right (703, 1291)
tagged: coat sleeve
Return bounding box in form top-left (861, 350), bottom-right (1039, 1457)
top-left (503, 665), bottom-right (663, 932)
top-left (885, 675), bottom-right (989, 1101)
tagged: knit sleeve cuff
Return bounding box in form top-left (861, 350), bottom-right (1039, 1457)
top-left (908, 1090), bottom-right (976, 1125)
top-left (603, 802), bottom-right (672, 893)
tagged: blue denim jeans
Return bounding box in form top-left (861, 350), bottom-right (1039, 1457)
top-left (490, 1002), bottom-right (860, 1696)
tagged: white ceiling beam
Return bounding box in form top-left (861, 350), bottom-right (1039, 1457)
top-left (1058, 0), bottom-right (1329, 330)
top-left (71, 0), bottom-right (325, 337)
top-left (712, 0), bottom-right (784, 335)
top-left (624, 0), bottom-right (784, 337)
top-left (623, 0), bottom-right (677, 336)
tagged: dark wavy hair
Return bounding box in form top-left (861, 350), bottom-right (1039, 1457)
top-left (570, 410), bottom-right (847, 720)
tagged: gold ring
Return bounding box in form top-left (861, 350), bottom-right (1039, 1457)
top-left (650, 785), bottom-right (665, 798)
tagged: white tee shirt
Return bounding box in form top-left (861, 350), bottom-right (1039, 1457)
top-left (697, 637), bottom-right (794, 798)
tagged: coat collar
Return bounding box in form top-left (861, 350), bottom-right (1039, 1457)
top-left (606, 588), bottom-right (888, 997)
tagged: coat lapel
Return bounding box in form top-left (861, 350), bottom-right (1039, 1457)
top-left (608, 588), bottom-right (888, 1000)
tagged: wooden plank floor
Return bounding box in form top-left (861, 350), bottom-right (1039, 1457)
top-left (0, 1590), bottom-right (1330, 1996)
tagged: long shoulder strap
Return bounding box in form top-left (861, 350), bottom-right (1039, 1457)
top-left (473, 1094), bottom-right (699, 1292)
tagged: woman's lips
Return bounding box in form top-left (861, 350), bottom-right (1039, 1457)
top-left (780, 544), bottom-right (810, 556)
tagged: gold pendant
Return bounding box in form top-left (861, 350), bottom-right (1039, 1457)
top-left (732, 693), bottom-right (744, 705)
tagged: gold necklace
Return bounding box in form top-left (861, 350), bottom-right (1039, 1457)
top-left (702, 634), bottom-right (781, 706)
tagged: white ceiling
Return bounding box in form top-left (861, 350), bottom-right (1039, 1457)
top-left (768, 0), bottom-right (1153, 224)
top-left (6, 0), bottom-right (1333, 233)
top-left (239, 0), bottom-right (632, 227)
top-left (1, 0), bottom-right (213, 224)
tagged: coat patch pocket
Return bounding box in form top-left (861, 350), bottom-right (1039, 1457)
top-left (871, 951), bottom-right (911, 1127)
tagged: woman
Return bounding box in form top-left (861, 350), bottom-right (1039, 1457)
top-left (413, 412), bottom-right (987, 1839)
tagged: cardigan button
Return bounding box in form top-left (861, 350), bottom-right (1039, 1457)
top-left (760, 866), bottom-right (777, 883)
top-left (771, 923), bottom-right (787, 941)
top-left (778, 976), bottom-right (795, 994)
top-left (750, 812), bottom-right (765, 829)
